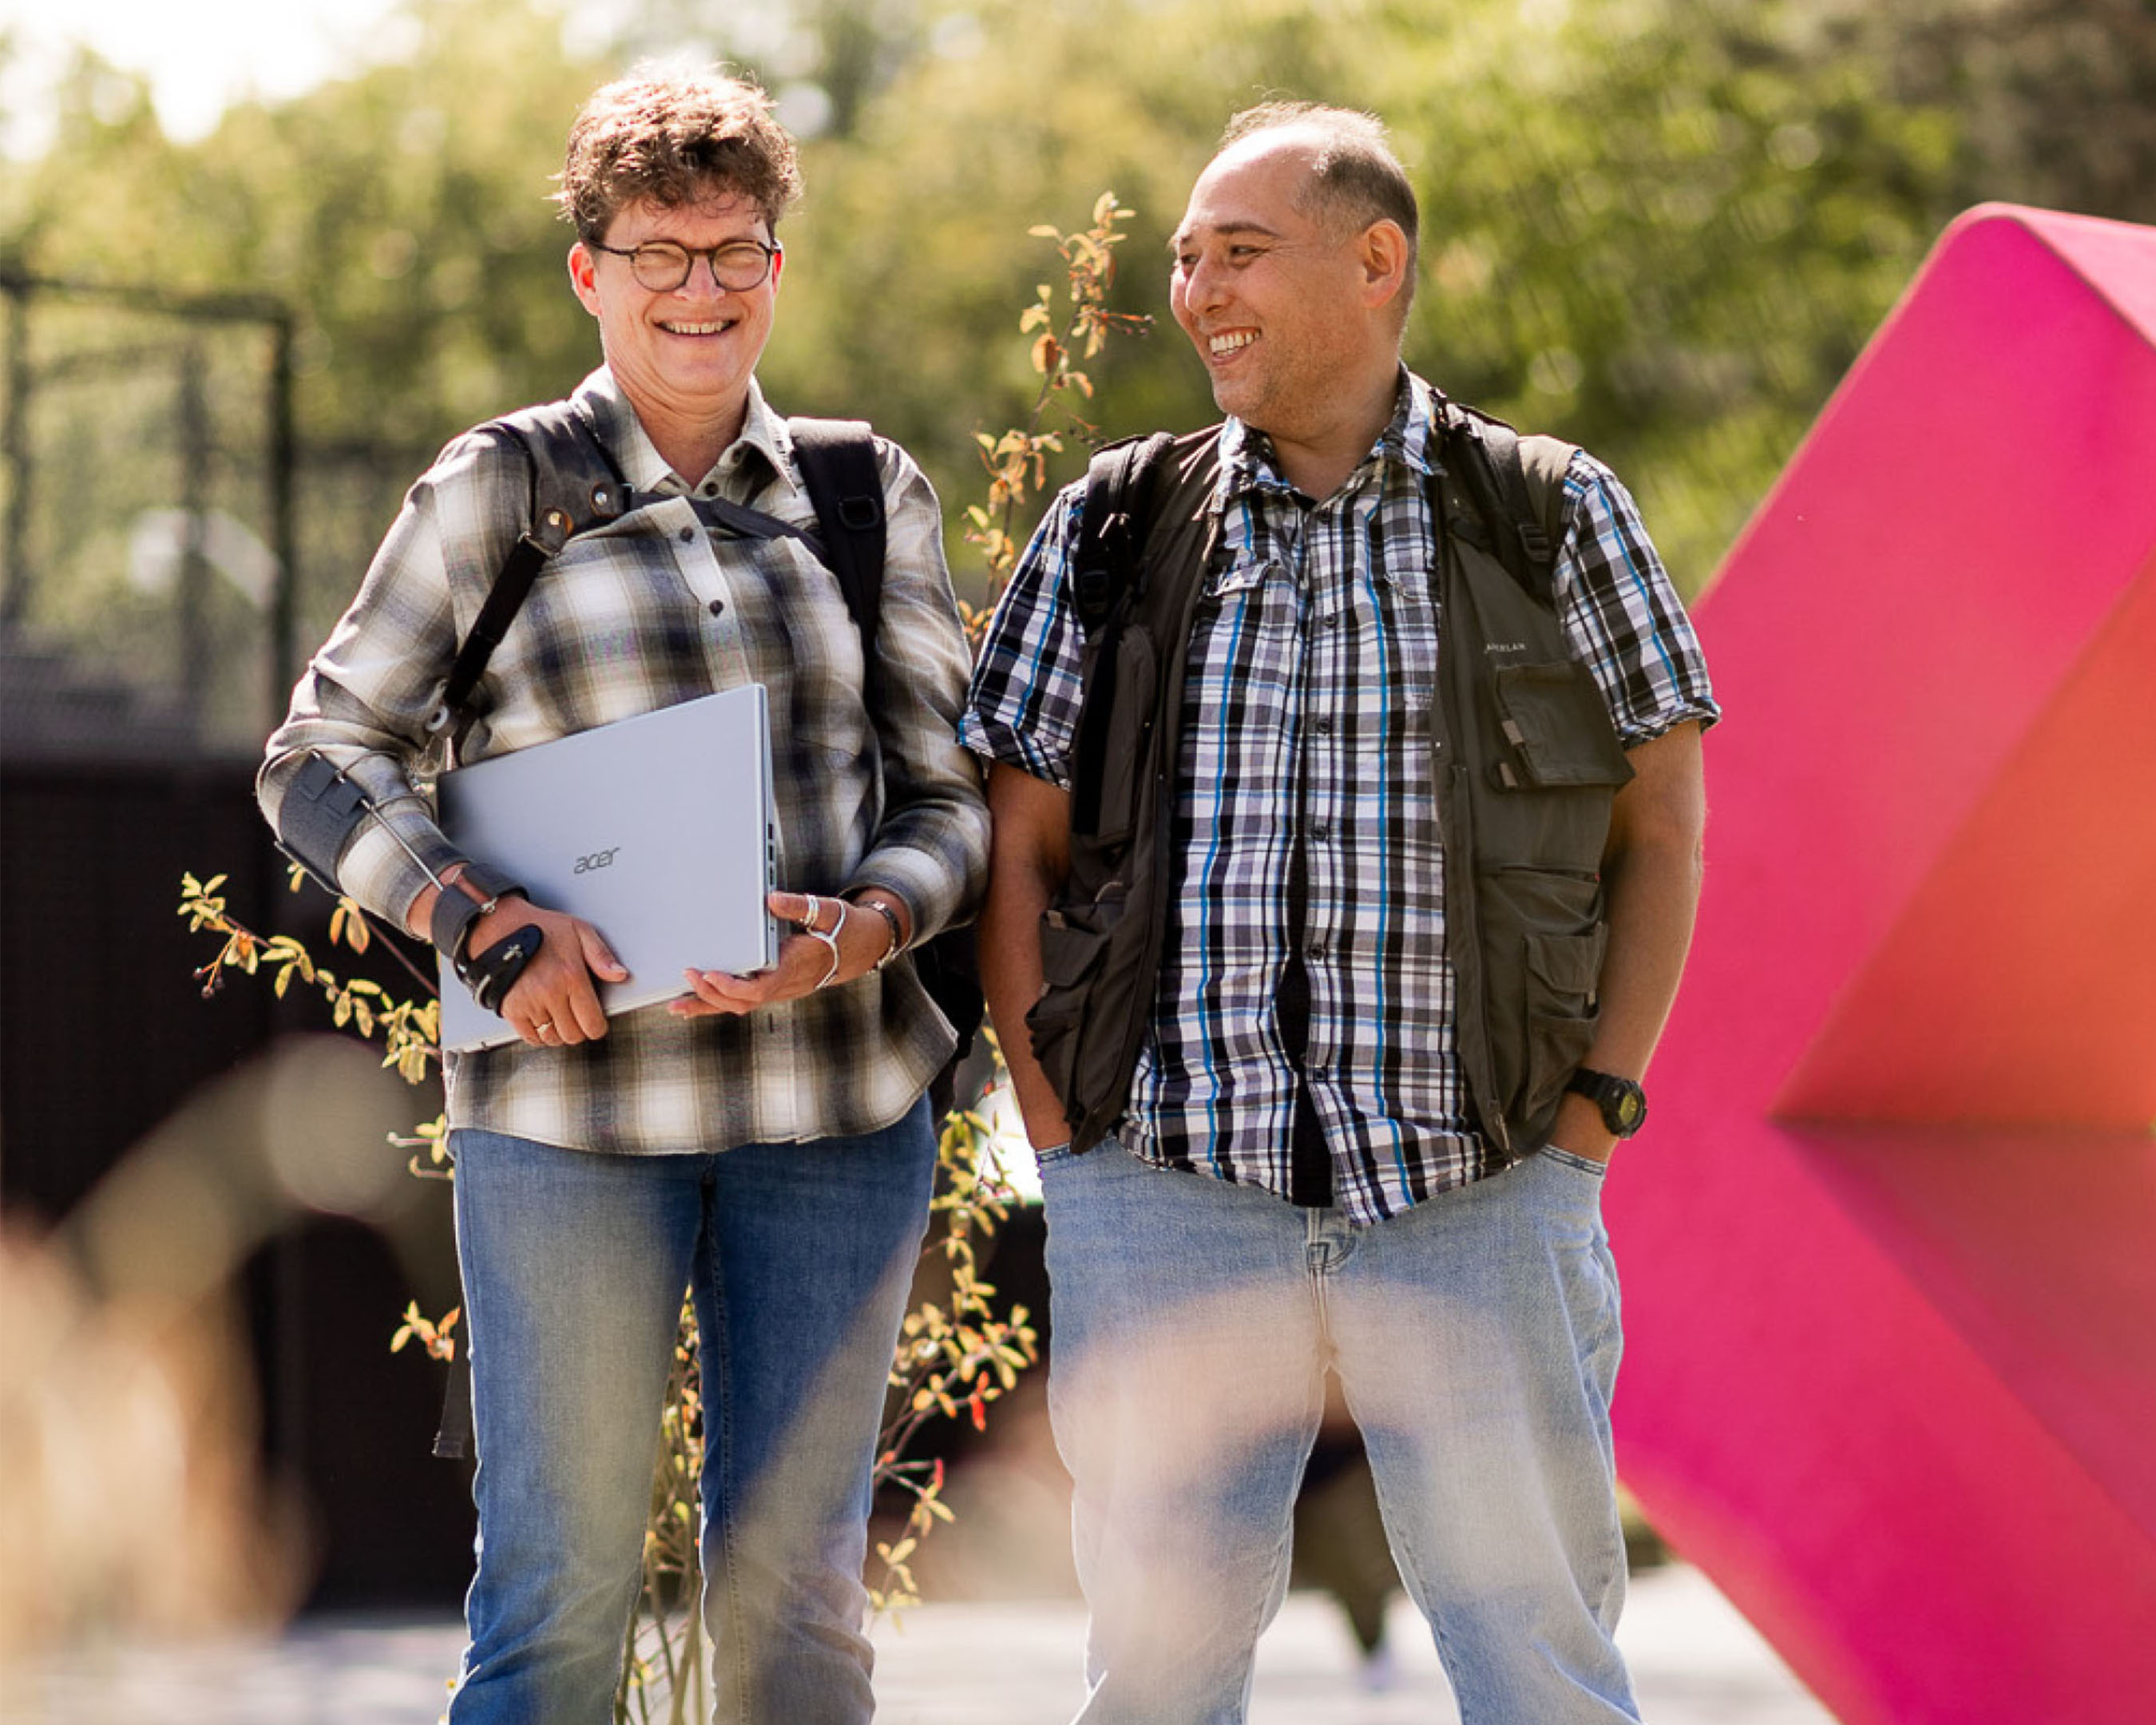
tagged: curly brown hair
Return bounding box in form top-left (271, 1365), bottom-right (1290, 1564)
top-left (557, 69), bottom-right (803, 243)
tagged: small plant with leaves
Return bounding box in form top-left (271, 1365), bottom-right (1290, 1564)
top-left (964, 192), bottom-right (1150, 594)
top-left (181, 870), bottom-right (440, 1086)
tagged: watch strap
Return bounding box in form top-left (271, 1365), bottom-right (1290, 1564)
top-left (1565, 1067), bottom-right (1647, 1136)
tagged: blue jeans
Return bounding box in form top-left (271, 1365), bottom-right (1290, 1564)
top-left (1040, 1143), bottom-right (1636, 1725)
top-left (444, 1101), bottom-right (937, 1725)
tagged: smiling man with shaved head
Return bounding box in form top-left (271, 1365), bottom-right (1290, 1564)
top-left (967, 103), bottom-right (1718, 1722)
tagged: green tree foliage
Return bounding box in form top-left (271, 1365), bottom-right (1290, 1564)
top-left (764, 0), bottom-right (1971, 593)
top-left (4, 0), bottom-right (608, 460)
top-left (5, 0), bottom-right (2153, 611)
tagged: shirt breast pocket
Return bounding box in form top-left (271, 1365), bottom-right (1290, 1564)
top-left (1191, 556), bottom-right (1302, 744)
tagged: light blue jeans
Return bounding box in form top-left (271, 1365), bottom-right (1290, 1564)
top-left (444, 1101), bottom-right (937, 1725)
top-left (1039, 1142), bottom-right (1637, 1725)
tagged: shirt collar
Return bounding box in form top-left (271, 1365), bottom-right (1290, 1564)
top-left (1213, 367), bottom-right (1446, 511)
top-left (569, 367), bottom-right (793, 498)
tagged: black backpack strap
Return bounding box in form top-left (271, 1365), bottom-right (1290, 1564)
top-left (1067, 427), bottom-right (1222, 836)
top-left (787, 418), bottom-right (887, 648)
top-left (1440, 405), bottom-right (1576, 605)
top-left (785, 417), bottom-right (985, 1079)
top-left (428, 399), bottom-right (629, 739)
top-left (1071, 432), bottom-right (1179, 632)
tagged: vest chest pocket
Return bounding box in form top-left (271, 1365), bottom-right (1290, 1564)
top-left (1490, 662), bottom-right (1634, 790)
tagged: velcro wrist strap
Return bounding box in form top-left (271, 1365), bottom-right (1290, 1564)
top-left (427, 863), bottom-right (526, 962)
top-left (430, 885), bottom-right (488, 963)
top-left (458, 926), bottom-right (543, 1015)
top-left (454, 860), bottom-right (523, 906)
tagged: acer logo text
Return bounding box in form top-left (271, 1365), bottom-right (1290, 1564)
top-left (573, 848), bottom-right (620, 875)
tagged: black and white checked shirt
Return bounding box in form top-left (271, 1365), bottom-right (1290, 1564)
top-left (964, 373), bottom-right (1718, 1223)
top-left (263, 368), bottom-right (988, 1156)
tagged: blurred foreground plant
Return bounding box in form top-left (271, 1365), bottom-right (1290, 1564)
top-left (180, 199), bottom-right (1143, 1719)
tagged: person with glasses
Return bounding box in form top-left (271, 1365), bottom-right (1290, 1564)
top-left (260, 69), bottom-right (985, 1723)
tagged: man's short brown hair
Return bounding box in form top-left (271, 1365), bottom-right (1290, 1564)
top-left (1219, 101), bottom-right (1419, 312)
top-left (557, 70), bottom-right (803, 243)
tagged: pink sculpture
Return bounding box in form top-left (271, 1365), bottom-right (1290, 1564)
top-left (1613, 204), bottom-right (2156, 1724)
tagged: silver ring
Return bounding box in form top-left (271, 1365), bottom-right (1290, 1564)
top-left (801, 893), bottom-right (824, 932)
top-left (533, 1020), bottom-right (553, 1035)
top-left (806, 899), bottom-right (847, 989)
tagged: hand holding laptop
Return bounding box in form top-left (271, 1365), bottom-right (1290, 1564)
top-left (410, 877), bottom-right (631, 1049)
top-left (671, 887), bottom-right (902, 1018)
top-left (430, 686), bottom-right (779, 1053)
top-left (482, 898), bottom-right (632, 1046)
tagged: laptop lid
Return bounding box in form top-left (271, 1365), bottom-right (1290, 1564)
top-left (434, 684), bottom-right (779, 1053)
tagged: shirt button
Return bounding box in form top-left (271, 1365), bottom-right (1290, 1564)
top-left (1312, 717), bottom-right (1333, 736)
top-left (700, 482), bottom-right (719, 497)
top-left (707, 599), bottom-right (726, 617)
top-left (1311, 822), bottom-right (1330, 841)
top-left (1308, 942), bottom-right (1328, 962)
top-left (679, 527), bottom-right (697, 544)
top-left (1321, 611), bottom-right (1338, 627)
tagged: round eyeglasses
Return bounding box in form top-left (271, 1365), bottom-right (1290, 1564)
top-left (588, 237), bottom-right (781, 293)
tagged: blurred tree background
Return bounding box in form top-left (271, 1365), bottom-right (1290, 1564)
top-left (2, 0), bottom-right (2152, 653)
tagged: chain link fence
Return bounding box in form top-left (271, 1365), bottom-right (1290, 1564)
top-left (1, 273), bottom-right (433, 764)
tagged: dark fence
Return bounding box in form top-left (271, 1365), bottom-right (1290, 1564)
top-left (0, 755), bottom-right (478, 1608)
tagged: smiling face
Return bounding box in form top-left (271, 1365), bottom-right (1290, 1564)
top-left (568, 189), bottom-right (780, 453)
top-left (1169, 130), bottom-right (1409, 482)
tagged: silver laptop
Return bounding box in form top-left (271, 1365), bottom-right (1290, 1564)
top-left (434, 684), bottom-right (779, 1052)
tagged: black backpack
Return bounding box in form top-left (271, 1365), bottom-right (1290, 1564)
top-left (433, 401), bottom-right (984, 1090)
top-left (424, 403), bottom-right (985, 1462)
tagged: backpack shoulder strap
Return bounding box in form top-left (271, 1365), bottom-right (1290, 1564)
top-left (1065, 426), bottom-right (1223, 835)
top-left (1072, 432), bottom-right (1175, 630)
top-left (788, 417), bottom-right (988, 1075)
top-left (787, 418), bottom-right (886, 649)
top-left (1070, 423), bottom-right (1224, 633)
top-left (430, 399), bottom-right (628, 736)
top-left (1441, 403), bottom-right (1577, 605)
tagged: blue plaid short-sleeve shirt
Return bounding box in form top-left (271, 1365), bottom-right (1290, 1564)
top-left (965, 374), bottom-right (1718, 1225)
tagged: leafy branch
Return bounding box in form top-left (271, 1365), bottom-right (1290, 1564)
top-left (870, 1081), bottom-right (1040, 1612)
top-left (180, 869), bottom-right (440, 1087)
top-left (961, 192), bottom-right (1150, 604)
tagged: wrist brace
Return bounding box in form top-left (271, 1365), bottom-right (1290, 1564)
top-left (426, 860), bottom-right (525, 964)
top-left (458, 926), bottom-right (543, 1015)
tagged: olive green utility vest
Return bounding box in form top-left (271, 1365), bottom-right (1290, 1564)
top-left (1026, 405), bottom-right (1635, 1161)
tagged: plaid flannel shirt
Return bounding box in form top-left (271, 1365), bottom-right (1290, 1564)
top-left (262, 368), bottom-right (988, 1155)
top-left (964, 372), bottom-right (1718, 1223)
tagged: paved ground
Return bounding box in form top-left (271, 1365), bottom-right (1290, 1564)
top-left (6, 1564), bottom-right (1836, 1724)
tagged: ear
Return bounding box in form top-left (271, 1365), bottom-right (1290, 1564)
top-left (769, 240), bottom-right (784, 293)
top-left (1358, 220), bottom-right (1411, 315)
top-left (567, 241), bottom-right (602, 316)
